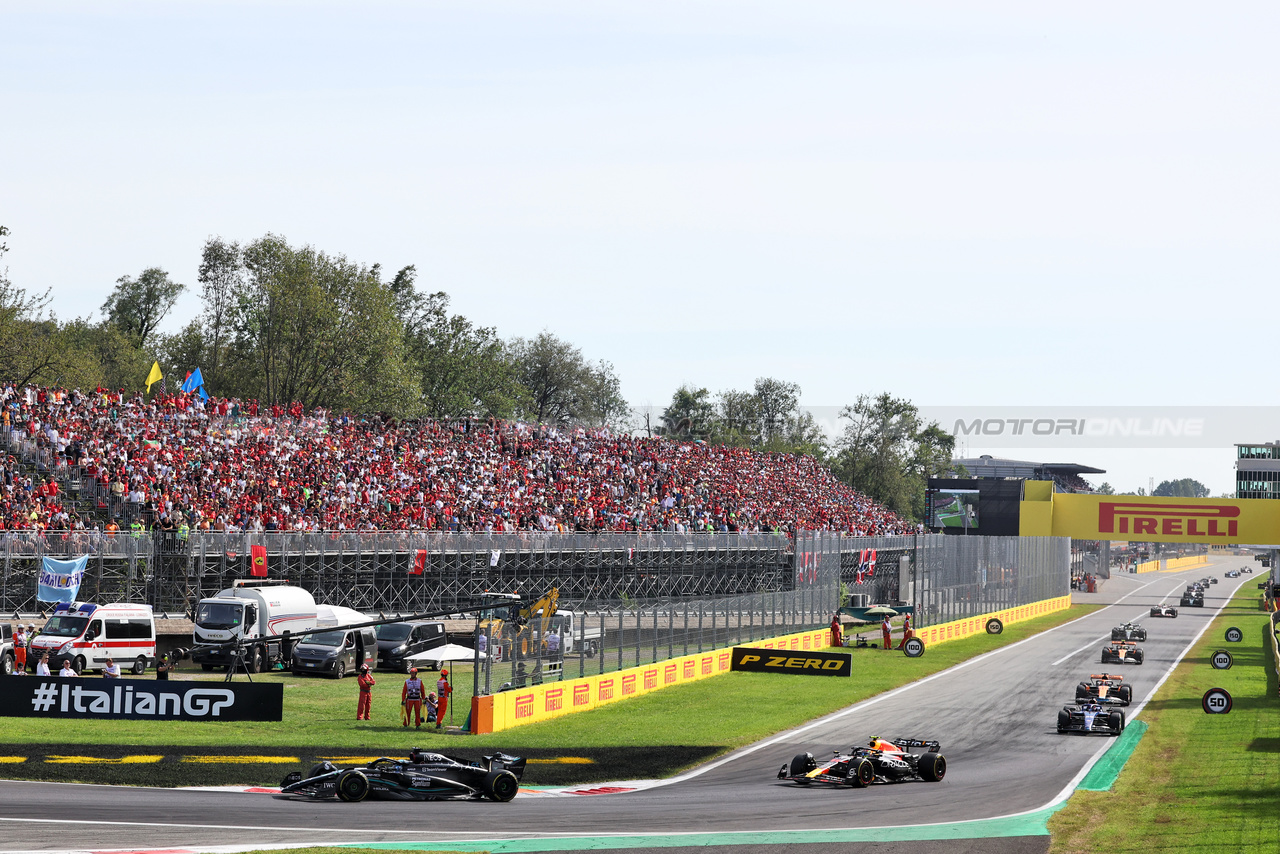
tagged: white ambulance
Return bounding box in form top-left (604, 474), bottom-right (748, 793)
top-left (29, 602), bottom-right (157, 674)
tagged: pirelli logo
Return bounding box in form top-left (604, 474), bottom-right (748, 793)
top-left (683, 660), bottom-right (695, 679)
top-left (621, 674), bottom-right (637, 696)
top-left (597, 678), bottom-right (614, 702)
top-left (572, 684), bottom-right (590, 707)
top-left (1098, 502), bottom-right (1240, 537)
top-left (730, 646), bottom-right (852, 677)
top-left (544, 688), bottom-right (564, 712)
top-left (514, 693), bottom-right (534, 719)
top-left (643, 669), bottom-right (658, 690)
top-left (664, 663), bottom-right (677, 684)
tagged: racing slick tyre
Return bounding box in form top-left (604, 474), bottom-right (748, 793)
top-left (1075, 682), bottom-right (1090, 702)
top-left (918, 752), bottom-right (946, 782)
top-left (336, 769), bottom-right (370, 802)
top-left (1136, 630), bottom-right (1147, 642)
top-left (1057, 709), bottom-right (1071, 733)
top-left (1108, 711), bottom-right (1125, 735)
top-left (484, 769), bottom-right (521, 802)
top-left (986, 618), bottom-right (1003, 635)
top-left (846, 757), bottom-right (875, 788)
top-left (1133, 651), bottom-right (1144, 664)
top-left (790, 753), bottom-right (817, 783)
top-left (73, 655), bottom-right (86, 675)
top-left (132, 656), bottom-right (147, 675)
top-left (332, 661), bottom-right (347, 679)
top-left (1119, 685), bottom-right (1133, 704)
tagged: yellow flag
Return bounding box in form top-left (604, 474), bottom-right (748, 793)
top-left (145, 361), bottom-right (163, 392)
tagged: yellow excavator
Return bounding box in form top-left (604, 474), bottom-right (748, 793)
top-left (480, 587), bottom-right (559, 661)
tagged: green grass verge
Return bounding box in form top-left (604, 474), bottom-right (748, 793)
top-left (1048, 590), bottom-right (1280, 853)
top-left (0, 605), bottom-right (1097, 788)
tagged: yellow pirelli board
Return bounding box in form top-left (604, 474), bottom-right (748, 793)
top-left (1021, 486), bottom-right (1280, 545)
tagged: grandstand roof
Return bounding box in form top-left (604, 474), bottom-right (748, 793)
top-left (953, 455), bottom-right (1105, 479)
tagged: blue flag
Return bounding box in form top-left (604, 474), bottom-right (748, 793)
top-left (38, 556), bottom-right (88, 604)
top-left (181, 367), bottom-right (205, 394)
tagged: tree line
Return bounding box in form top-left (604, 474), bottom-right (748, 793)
top-left (0, 226), bottom-right (955, 520)
top-left (0, 230), bottom-right (628, 427)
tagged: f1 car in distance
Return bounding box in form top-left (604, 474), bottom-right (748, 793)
top-left (1110, 623), bottom-right (1147, 642)
top-left (1241, 565), bottom-right (1253, 574)
top-left (1101, 640), bottom-right (1144, 664)
top-left (1149, 604), bottom-right (1178, 618)
top-left (778, 737), bottom-right (946, 788)
top-left (1058, 701), bottom-right (1126, 736)
top-left (277, 749), bottom-right (525, 802)
top-left (1075, 673), bottom-right (1132, 706)
top-left (1225, 570), bottom-right (1240, 578)
top-left (1179, 590), bottom-right (1205, 608)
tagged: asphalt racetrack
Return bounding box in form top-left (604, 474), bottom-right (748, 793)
top-left (0, 557), bottom-right (1255, 854)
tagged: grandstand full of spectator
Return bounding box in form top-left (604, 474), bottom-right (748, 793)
top-left (0, 385), bottom-right (913, 538)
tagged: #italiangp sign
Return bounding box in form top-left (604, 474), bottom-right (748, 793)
top-left (0, 677), bottom-right (283, 721)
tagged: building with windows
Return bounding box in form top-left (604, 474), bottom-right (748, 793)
top-left (1235, 442), bottom-right (1280, 499)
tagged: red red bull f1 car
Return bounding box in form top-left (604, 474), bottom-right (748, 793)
top-left (1075, 673), bottom-right (1132, 706)
top-left (777, 737), bottom-right (946, 788)
top-left (277, 749), bottom-right (525, 802)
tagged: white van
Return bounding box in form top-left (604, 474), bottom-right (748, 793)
top-left (29, 602), bottom-right (156, 674)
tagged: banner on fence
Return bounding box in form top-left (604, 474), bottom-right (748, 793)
top-left (0, 677), bottom-right (283, 721)
top-left (731, 646), bottom-right (851, 676)
top-left (37, 556), bottom-right (88, 604)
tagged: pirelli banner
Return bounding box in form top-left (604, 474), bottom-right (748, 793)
top-left (1021, 489), bottom-right (1280, 545)
top-left (472, 626), bottom-right (831, 734)
top-left (0, 677), bottom-right (283, 721)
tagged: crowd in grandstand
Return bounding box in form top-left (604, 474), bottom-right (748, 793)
top-left (0, 385), bottom-right (915, 538)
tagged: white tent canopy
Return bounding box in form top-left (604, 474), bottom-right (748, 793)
top-left (404, 643), bottom-right (486, 666)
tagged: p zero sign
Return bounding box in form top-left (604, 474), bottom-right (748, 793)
top-left (730, 647), bottom-right (851, 677)
top-left (1027, 493), bottom-right (1280, 544)
top-left (0, 678), bottom-right (283, 721)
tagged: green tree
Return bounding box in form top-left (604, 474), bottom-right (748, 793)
top-left (660, 385), bottom-right (715, 438)
top-left (751, 377), bottom-right (801, 445)
top-left (1153, 478), bottom-right (1210, 498)
top-left (399, 280), bottom-right (526, 419)
top-left (507, 331), bottom-right (622, 425)
top-left (231, 234), bottom-right (416, 412)
top-left (1095, 482), bottom-right (1116, 495)
top-left (101, 268), bottom-right (186, 346)
top-left (832, 393), bottom-right (950, 520)
top-left (196, 237), bottom-right (247, 393)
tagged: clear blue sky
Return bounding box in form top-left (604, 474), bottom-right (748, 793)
top-left (2, 2), bottom-right (1275, 495)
